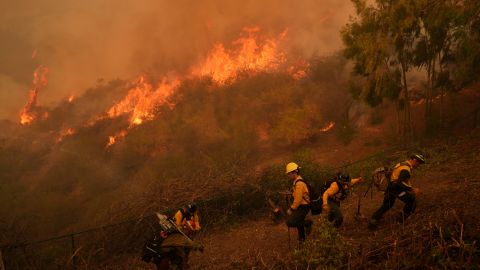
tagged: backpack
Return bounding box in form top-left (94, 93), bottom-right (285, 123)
top-left (328, 179), bottom-right (349, 202)
top-left (294, 179), bottom-right (323, 215)
top-left (372, 166), bottom-right (391, 191)
top-left (142, 214), bottom-right (179, 263)
top-left (372, 162), bottom-right (411, 191)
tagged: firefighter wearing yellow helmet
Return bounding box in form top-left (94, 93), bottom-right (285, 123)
top-left (368, 154), bottom-right (426, 229)
top-left (285, 162), bottom-right (312, 242)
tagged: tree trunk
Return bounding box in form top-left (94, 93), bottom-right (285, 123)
top-left (401, 59), bottom-right (412, 138)
top-left (425, 60), bottom-right (432, 134)
top-left (438, 53), bottom-right (445, 127)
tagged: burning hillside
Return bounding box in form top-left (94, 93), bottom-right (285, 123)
top-left (17, 28), bottom-right (325, 147)
top-left (19, 65), bottom-right (49, 125)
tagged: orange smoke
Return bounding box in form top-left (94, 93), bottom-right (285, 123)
top-left (20, 65), bottom-right (49, 125)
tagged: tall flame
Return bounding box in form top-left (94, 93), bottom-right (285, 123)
top-left (103, 27), bottom-right (304, 147)
top-left (20, 65), bottom-right (48, 125)
top-left (106, 76), bottom-right (180, 126)
top-left (191, 27), bottom-right (287, 84)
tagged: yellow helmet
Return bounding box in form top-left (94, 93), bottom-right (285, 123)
top-left (286, 162), bottom-right (300, 174)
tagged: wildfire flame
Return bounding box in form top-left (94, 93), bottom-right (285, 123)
top-left (103, 27), bottom-right (304, 147)
top-left (68, 94), bottom-right (75, 103)
top-left (107, 130), bottom-right (128, 148)
top-left (106, 76), bottom-right (180, 126)
top-left (57, 128), bottom-right (76, 143)
top-left (320, 121), bottom-right (335, 132)
top-left (20, 65), bottom-right (48, 125)
top-left (191, 27), bottom-right (287, 84)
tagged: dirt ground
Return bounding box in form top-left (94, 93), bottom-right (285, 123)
top-left (182, 129), bottom-right (480, 269)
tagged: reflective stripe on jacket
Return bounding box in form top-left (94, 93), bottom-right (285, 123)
top-left (390, 160), bottom-right (413, 189)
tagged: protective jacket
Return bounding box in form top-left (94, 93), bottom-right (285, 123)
top-left (174, 209), bottom-right (201, 232)
top-left (290, 176), bottom-right (310, 210)
top-left (390, 160), bottom-right (413, 190)
top-left (322, 178), bottom-right (362, 205)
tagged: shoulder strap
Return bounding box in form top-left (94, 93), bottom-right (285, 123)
top-left (294, 179), bottom-right (309, 189)
top-left (293, 179), bottom-right (311, 201)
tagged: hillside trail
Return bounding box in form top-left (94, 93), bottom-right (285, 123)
top-left (186, 129), bottom-right (480, 269)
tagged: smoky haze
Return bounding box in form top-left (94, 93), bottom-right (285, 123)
top-left (0, 0), bottom-right (352, 120)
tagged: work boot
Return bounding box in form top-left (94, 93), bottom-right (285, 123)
top-left (305, 224), bottom-right (312, 236)
top-left (368, 219), bottom-right (379, 230)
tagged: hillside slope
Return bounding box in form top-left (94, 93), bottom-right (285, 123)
top-left (112, 129), bottom-right (480, 269)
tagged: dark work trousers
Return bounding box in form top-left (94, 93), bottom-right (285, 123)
top-left (371, 182), bottom-right (416, 222)
top-left (286, 204), bottom-right (312, 241)
top-left (327, 200), bottom-right (343, 228)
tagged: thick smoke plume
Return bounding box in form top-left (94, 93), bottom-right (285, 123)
top-left (0, 0), bottom-right (352, 120)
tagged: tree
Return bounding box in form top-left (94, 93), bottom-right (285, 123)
top-left (342, 0), bottom-right (421, 137)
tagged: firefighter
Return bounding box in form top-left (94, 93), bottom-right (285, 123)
top-left (322, 173), bottom-right (363, 228)
top-left (174, 203), bottom-right (201, 237)
top-left (174, 204), bottom-right (201, 267)
top-left (142, 213), bottom-right (203, 270)
top-left (368, 154), bottom-right (426, 229)
top-left (285, 162), bottom-right (312, 242)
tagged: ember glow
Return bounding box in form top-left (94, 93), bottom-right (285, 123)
top-left (320, 121), bottom-right (335, 132)
top-left (68, 94), bottom-right (75, 103)
top-left (57, 128), bottom-right (76, 143)
top-left (107, 130), bottom-right (128, 148)
top-left (19, 65), bottom-right (49, 125)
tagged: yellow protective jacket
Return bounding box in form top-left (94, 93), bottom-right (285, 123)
top-left (174, 209), bottom-right (201, 231)
top-left (322, 178), bottom-right (362, 205)
top-left (390, 160), bottom-right (413, 189)
top-left (290, 176), bottom-right (310, 210)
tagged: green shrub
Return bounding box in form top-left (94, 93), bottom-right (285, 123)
top-left (292, 219), bottom-right (351, 269)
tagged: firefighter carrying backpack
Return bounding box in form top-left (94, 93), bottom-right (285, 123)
top-left (295, 179), bottom-right (323, 215)
top-left (372, 162), bottom-right (411, 191)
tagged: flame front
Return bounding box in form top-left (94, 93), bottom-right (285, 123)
top-left (191, 27), bottom-right (287, 84)
top-left (20, 65), bottom-right (48, 125)
top-left (103, 27), bottom-right (305, 147)
top-left (106, 76), bottom-right (180, 127)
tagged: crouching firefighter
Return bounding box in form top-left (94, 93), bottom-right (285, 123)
top-left (174, 203), bottom-right (201, 237)
top-left (322, 173), bottom-right (363, 228)
top-left (142, 213), bottom-right (204, 270)
top-left (368, 154), bottom-right (426, 229)
top-left (285, 162), bottom-right (313, 242)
